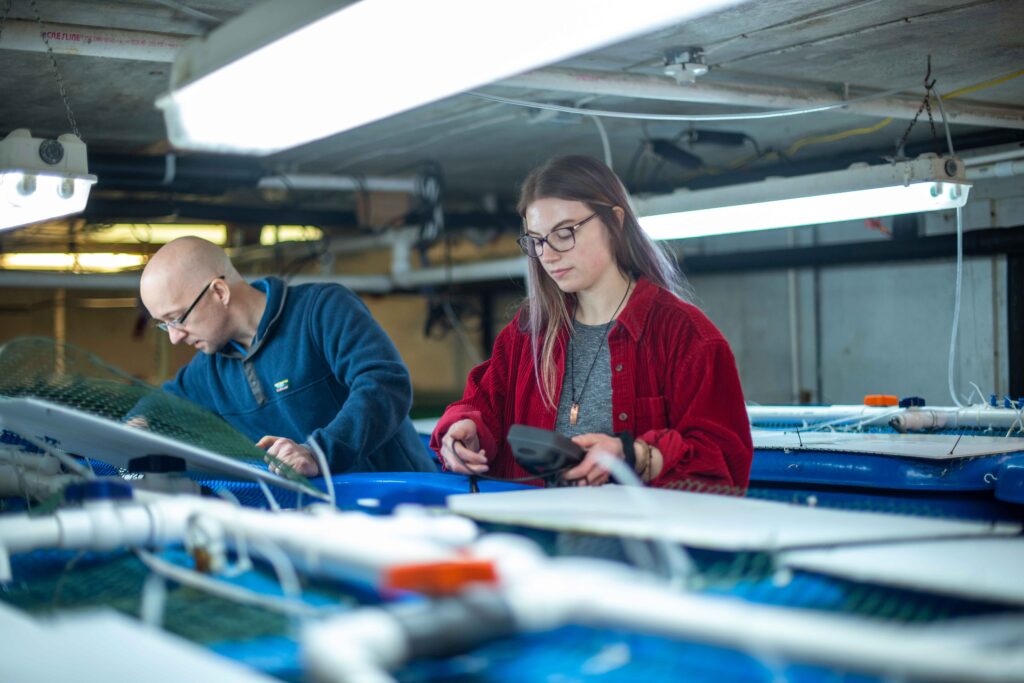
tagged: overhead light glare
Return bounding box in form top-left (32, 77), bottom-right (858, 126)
top-left (636, 156), bottom-right (971, 240)
top-left (156, 0), bottom-right (742, 154)
top-left (91, 224), bottom-right (228, 245)
top-left (1, 129), bottom-right (97, 232)
top-left (260, 225), bottom-right (323, 245)
top-left (1, 252), bottom-right (146, 272)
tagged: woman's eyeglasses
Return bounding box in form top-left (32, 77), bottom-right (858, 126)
top-left (516, 213), bottom-right (598, 258)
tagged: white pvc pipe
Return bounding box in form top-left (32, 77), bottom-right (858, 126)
top-left (0, 272), bottom-right (142, 290)
top-left (259, 175), bottom-right (419, 194)
top-left (0, 449), bottom-right (62, 474)
top-left (967, 160), bottom-right (1024, 180)
top-left (392, 257), bottom-right (527, 288)
top-left (0, 466), bottom-right (80, 500)
top-left (196, 505), bottom-right (475, 584)
top-left (963, 149), bottom-right (1024, 166)
top-left (307, 557), bottom-right (1024, 683)
top-left (0, 19), bottom-right (186, 62)
top-left (0, 493), bottom-right (477, 583)
top-left (0, 258), bottom-right (527, 292)
top-left (305, 610), bottom-right (407, 683)
top-left (500, 68), bottom-right (1024, 131)
top-left (747, 404), bottom-right (1024, 430)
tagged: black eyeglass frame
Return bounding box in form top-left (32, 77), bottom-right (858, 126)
top-left (155, 275), bottom-right (225, 332)
top-left (517, 212), bottom-right (599, 258)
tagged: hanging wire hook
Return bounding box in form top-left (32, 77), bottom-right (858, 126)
top-left (923, 54), bottom-right (937, 90)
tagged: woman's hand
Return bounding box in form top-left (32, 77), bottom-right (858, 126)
top-left (563, 433), bottom-right (625, 487)
top-left (439, 419), bottom-right (488, 474)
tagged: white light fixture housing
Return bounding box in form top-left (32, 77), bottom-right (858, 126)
top-left (0, 129), bottom-right (98, 233)
top-left (636, 156), bottom-right (971, 241)
top-left (156, 0), bottom-right (742, 155)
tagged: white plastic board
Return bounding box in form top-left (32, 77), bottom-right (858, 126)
top-left (0, 397), bottom-right (324, 499)
top-left (447, 486), bottom-right (1021, 551)
top-left (0, 603), bottom-right (277, 683)
top-left (781, 537), bottom-right (1024, 605)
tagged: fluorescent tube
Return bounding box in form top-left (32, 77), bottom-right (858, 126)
top-left (157, 0), bottom-right (742, 154)
top-left (636, 157), bottom-right (971, 240)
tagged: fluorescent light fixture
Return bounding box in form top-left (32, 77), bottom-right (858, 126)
top-left (85, 224), bottom-right (322, 246)
top-left (636, 156), bottom-right (971, 240)
top-left (91, 224), bottom-right (228, 245)
top-left (1, 129), bottom-right (97, 232)
top-left (260, 225), bottom-right (322, 245)
top-left (156, 0), bottom-right (742, 154)
top-left (1, 252), bottom-right (146, 272)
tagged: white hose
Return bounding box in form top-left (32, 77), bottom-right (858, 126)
top-left (597, 454), bottom-right (693, 587)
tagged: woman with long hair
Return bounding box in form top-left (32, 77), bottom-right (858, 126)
top-left (430, 155), bottom-right (752, 488)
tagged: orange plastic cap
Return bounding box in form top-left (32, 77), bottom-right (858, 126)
top-left (382, 560), bottom-right (498, 596)
top-left (864, 394), bottom-right (899, 406)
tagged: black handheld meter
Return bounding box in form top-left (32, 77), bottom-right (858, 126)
top-left (507, 424), bottom-right (584, 482)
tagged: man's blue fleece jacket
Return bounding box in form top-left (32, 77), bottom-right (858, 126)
top-left (162, 276), bottom-right (435, 473)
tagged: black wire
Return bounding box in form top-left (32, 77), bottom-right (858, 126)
top-left (624, 141), bottom-right (646, 191)
top-left (448, 439), bottom-right (578, 485)
top-left (279, 232), bottom-right (333, 281)
top-left (744, 134), bottom-right (763, 158)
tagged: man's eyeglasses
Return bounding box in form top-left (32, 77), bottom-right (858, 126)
top-left (155, 275), bottom-right (224, 332)
top-left (517, 213), bottom-right (598, 259)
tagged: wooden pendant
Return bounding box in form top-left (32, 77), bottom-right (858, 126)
top-left (569, 402), bottom-right (580, 426)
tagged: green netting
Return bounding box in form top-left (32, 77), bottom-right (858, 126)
top-left (1, 548), bottom-right (358, 644)
top-left (0, 336), bottom-right (312, 490)
top-left (663, 478), bottom-right (986, 521)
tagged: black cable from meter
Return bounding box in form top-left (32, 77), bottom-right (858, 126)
top-left (448, 439), bottom-right (580, 492)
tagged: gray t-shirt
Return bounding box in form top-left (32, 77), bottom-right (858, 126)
top-left (555, 319), bottom-right (615, 437)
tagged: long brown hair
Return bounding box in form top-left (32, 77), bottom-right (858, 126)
top-left (517, 155), bottom-right (691, 409)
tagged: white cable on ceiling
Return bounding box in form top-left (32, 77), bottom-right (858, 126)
top-left (590, 115), bottom-right (613, 168)
top-left (470, 84), bottom-right (910, 122)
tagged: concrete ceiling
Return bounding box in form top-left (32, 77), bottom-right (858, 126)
top-left (1, 0), bottom-right (1023, 240)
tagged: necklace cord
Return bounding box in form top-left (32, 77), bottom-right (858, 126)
top-left (569, 281), bottom-right (633, 409)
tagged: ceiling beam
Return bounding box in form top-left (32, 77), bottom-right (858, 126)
top-left (499, 68), bottom-right (1024, 130)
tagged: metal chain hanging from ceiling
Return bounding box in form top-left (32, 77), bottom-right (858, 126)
top-left (28, 0), bottom-right (82, 139)
top-left (894, 55), bottom-right (941, 160)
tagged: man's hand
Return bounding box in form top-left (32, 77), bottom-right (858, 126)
top-left (439, 419), bottom-right (488, 474)
top-left (125, 416), bottom-right (149, 429)
top-left (563, 433), bottom-right (625, 487)
top-left (257, 435), bottom-right (320, 477)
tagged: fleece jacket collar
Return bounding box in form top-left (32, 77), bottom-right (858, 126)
top-left (218, 277), bottom-right (287, 361)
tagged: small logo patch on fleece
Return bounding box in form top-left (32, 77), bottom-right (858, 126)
top-left (273, 379), bottom-right (289, 393)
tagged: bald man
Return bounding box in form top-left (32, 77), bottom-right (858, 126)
top-left (139, 236), bottom-right (435, 477)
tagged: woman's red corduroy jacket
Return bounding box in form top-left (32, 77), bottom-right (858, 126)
top-left (430, 277), bottom-right (753, 488)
